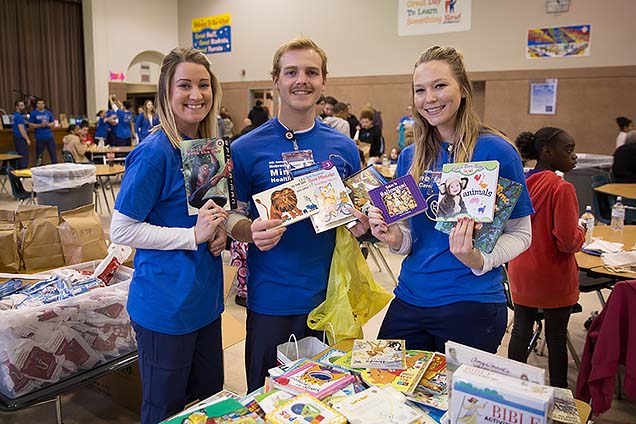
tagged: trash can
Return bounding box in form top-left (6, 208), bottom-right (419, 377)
top-left (563, 153), bottom-right (613, 216)
top-left (31, 164), bottom-right (97, 213)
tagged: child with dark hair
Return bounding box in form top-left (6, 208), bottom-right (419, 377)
top-left (62, 124), bottom-right (90, 163)
top-left (508, 127), bottom-right (585, 388)
top-left (79, 121), bottom-right (94, 146)
top-left (616, 116), bottom-right (634, 148)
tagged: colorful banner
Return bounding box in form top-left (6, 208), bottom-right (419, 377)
top-left (192, 14), bottom-right (232, 54)
top-left (527, 25), bottom-right (591, 58)
top-left (398, 0), bottom-right (471, 36)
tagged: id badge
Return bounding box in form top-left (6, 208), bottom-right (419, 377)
top-left (419, 170), bottom-right (442, 195)
top-left (281, 149), bottom-right (315, 174)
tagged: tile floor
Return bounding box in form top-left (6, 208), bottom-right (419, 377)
top-left (0, 179), bottom-right (634, 423)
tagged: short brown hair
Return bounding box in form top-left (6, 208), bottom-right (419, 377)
top-left (270, 36), bottom-right (328, 80)
top-left (359, 109), bottom-right (374, 121)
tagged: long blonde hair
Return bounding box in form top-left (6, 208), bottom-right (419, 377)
top-left (409, 46), bottom-right (506, 182)
top-left (156, 47), bottom-right (222, 148)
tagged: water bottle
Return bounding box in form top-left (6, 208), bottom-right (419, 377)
top-left (580, 205), bottom-right (595, 242)
top-left (610, 196), bottom-right (625, 231)
top-left (382, 154), bottom-right (390, 171)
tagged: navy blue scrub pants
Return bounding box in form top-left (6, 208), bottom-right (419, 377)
top-left (13, 136), bottom-right (29, 169)
top-left (131, 317), bottom-right (223, 424)
top-left (245, 309), bottom-right (323, 393)
top-left (378, 296), bottom-right (507, 354)
top-left (35, 137), bottom-right (57, 164)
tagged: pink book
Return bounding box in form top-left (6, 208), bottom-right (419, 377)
top-left (273, 359), bottom-right (355, 400)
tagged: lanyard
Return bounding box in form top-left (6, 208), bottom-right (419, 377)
top-left (284, 130), bottom-right (298, 150)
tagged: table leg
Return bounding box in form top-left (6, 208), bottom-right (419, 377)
top-left (55, 395), bottom-right (63, 424)
top-left (99, 176), bottom-right (111, 212)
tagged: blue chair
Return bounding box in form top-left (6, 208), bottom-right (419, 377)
top-left (591, 173), bottom-right (614, 225)
top-left (62, 150), bottom-right (75, 163)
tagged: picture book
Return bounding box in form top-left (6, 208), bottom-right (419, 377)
top-left (180, 138), bottom-right (236, 215)
top-left (331, 351), bottom-right (363, 375)
top-left (436, 160), bottom-right (499, 223)
top-left (331, 386), bottom-right (424, 424)
top-left (252, 176), bottom-right (319, 227)
top-left (254, 389), bottom-right (294, 415)
top-left (265, 393), bottom-right (347, 424)
top-left (407, 387), bottom-right (449, 411)
top-left (343, 165), bottom-right (387, 214)
top-left (417, 352), bottom-right (447, 394)
top-left (315, 348), bottom-right (347, 366)
top-left (359, 350), bottom-right (434, 394)
top-left (291, 160), bottom-right (356, 233)
top-left (350, 339), bottom-right (406, 369)
top-left (550, 388), bottom-right (580, 424)
top-left (162, 395), bottom-right (260, 424)
top-left (435, 177), bottom-right (523, 253)
top-left (273, 359), bottom-right (355, 399)
top-left (368, 175), bottom-right (427, 225)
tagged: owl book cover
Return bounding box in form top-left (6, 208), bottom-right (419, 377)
top-left (180, 138), bottom-right (236, 216)
top-left (436, 160), bottom-right (500, 223)
top-left (252, 176), bottom-right (320, 227)
top-left (368, 174), bottom-right (428, 225)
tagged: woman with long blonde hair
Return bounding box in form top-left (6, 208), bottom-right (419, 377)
top-left (135, 99), bottom-right (161, 142)
top-left (368, 46), bottom-right (534, 353)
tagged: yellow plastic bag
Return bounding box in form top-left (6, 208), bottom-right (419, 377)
top-left (308, 227), bottom-right (393, 344)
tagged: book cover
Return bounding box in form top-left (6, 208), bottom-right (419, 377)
top-left (162, 396), bottom-right (260, 424)
top-left (350, 339), bottom-right (407, 370)
top-left (291, 160), bottom-right (357, 233)
top-left (180, 138), bottom-right (236, 215)
top-left (252, 176), bottom-right (320, 227)
top-left (436, 160), bottom-right (500, 223)
top-left (407, 387), bottom-right (449, 411)
top-left (359, 350), bottom-right (434, 394)
top-left (331, 386), bottom-right (424, 424)
top-left (331, 352), bottom-right (363, 375)
top-left (343, 165), bottom-right (387, 214)
top-left (550, 388), bottom-right (580, 424)
top-left (266, 393), bottom-right (347, 424)
top-left (417, 352), bottom-right (447, 395)
top-left (315, 348), bottom-right (347, 366)
top-left (273, 359), bottom-right (355, 400)
top-left (368, 175), bottom-right (427, 225)
top-left (435, 177), bottom-right (523, 253)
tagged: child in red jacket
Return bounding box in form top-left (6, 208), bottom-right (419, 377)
top-left (508, 127), bottom-right (586, 388)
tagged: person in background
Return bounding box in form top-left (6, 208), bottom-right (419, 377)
top-left (346, 102), bottom-right (360, 139)
top-left (323, 95), bottom-right (337, 118)
top-left (508, 127), bottom-right (585, 388)
top-left (94, 110), bottom-right (112, 146)
top-left (323, 102), bottom-right (350, 136)
top-left (248, 99), bottom-right (269, 128)
top-left (220, 106), bottom-right (234, 139)
top-left (368, 45), bottom-right (533, 354)
top-left (12, 100), bottom-right (31, 169)
top-left (79, 121), bottom-right (94, 146)
top-left (109, 96), bottom-right (135, 146)
top-left (109, 47), bottom-right (228, 424)
top-left (615, 116), bottom-right (634, 149)
top-left (228, 36), bottom-right (367, 392)
top-left (136, 99), bottom-right (160, 142)
top-left (355, 108), bottom-right (384, 164)
top-left (28, 98), bottom-right (57, 165)
top-left (389, 146), bottom-right (400, 164)
top-left (397, 105), bottom-right (415, 149)
top-left (105, 100), bottom-right (119, 146)
top-left (314, 94), bottom-right (326, 121)
top-left (612, 129), bottom-right (636, 183)
top-left (232, 118), bottom-right (255, 142)
top-left (62, 124), bottom-right (90, 163)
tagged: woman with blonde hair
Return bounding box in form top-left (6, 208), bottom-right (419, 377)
top-left (368, 46), bottom-right (534, 353)
top-left (110, 47), bottom-right (228, 424)
top-left (135, 99), bottom-right (161, 142)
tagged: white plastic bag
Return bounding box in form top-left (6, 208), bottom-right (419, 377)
top-left (276, 334), bottom-right (329, 365)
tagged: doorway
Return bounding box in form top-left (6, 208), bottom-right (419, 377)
top-left (249, 89), bottom-right (275, 117)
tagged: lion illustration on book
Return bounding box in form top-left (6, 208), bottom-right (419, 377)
top-left (255, 187), bottom-right (303, 222)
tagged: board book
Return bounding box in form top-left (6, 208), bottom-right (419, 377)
top-left (435, 177), bottom-right (523, 253)
top-left (417, 352), bottom-right (447, 394)
top-left (272, 359), bottom-right (355, 399)
top-left (265, 393), bottom-right (346, 424)
top-left (180, 138), bottom-right (236, 215)
top-left (343, 165), bottom-right (387, 214)
top-left (331, 386), bottom-right (424, 424)
top-left (436, 160), bottom-right (499, 223)
top-left (368, 175), bottom-right (427, 225)
top-left (350, 339), bottom-right (406, 369)
top-left (252, 175), bottom-right (319, 227)
top-left (359, 350), bottom-right (433, 394)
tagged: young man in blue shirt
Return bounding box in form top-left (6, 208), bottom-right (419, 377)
top-left (228, 36), bottom-right (369, 392)
top-left (12, 101), bottom-right (31, 169)
top-left (28, 99), bottom-right (57, 165)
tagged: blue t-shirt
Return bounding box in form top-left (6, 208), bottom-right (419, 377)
top-left (113, 109), bottom-right (133, 139)
top-left (12, 112), bottom-right (26, 138)
top-left (28, 109), bottom-right (54, 141)
top-left (395, 133), bottom-right (534, 307)
top-left (114, 130), bottom-right (224, 335)
top-left (231, 118), bottom-right (361, 316)
top-left (95, 117), bottom-right (108, 138)
top-left (136, 112), bottom-right (160, 141)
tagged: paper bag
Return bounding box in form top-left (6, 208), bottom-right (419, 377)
top-left (276, 334), bottom-right (329, 365)
top-left (58, 204), bottom-right (108, 265)
top-left (0, 210), bottom-right (20, 272)
top-left (16, 205), bottom-right (65, 271)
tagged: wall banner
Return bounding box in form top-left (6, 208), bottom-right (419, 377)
top-left (192, 14), bottom-right (232, 54)
top-left (398, 0), bottom-right (471, 36)
top-left (527, 25), bottom-right (591, 58)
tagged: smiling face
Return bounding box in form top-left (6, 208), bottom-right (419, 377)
top-left (273, 48), bottom-right (326, 120)
top-left (448, 179), bottom-right (462, 196)
top-left (413, 60), bottom-right (463, 141)
top-left (170, 62), bottom-right (213, 138)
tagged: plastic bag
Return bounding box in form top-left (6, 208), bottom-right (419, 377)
top-left (308, 227), bottom-right (393, 344)
top-left (276, 334), bottom-right (329, 365)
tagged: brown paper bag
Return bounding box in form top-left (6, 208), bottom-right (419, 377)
top-left (0, 210), bottom-right (20, 272)
top-left (58, 204), bottom-right (108, 265)
top-left (16, 205), bottom-right (65, 271)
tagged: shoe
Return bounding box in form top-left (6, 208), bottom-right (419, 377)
top-left (235, 295), bottom-right (247, 307)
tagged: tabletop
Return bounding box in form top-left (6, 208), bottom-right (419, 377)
top-left (576, 225), bottom-right (636, 278)
top-left (94, 164), bottom-right (125, 177)
top-left (593, 183), bottom-right (636, 199)
top-left (374, 164), bottom-right (397, 180)
top-left (87, 146), bottom-right (136, 154)
top-left (0, 153), bottom-right (22, 161)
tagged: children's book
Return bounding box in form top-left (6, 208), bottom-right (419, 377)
top-left (315, 348), bottom-right (347, 366)
top-left (252, 175), bottom-right (319, 227)
top-left (291, 160), bottom-right (356, 233)
top-left (417, 352), bottom-right (447, 395)
top-left (253, 389), bottom-right (294, 415)
top-left (550, 388), bottom-right (580, 424)
top-left (359, 350), bottom-right (434, 394)
top-left (343, 165), bottom-right (387, 214)
top-left (331, 351), bottom-right (363, 375)
top-left (331, 386), bottom-right (424, 424)
top-left (162, 395), bottom-right (260, 423)
top-left (435, 177), bottom-right (523, 253)
top-left (436, 160), bottom-right (499, 223)
top-left (265, 393), bottom-right (347, 424)
top-left (273, 359), bottom-right (355, 400)
top-left (407, 388), bottom-right (449, 412)
top-left (368, 175), bottom-right (427, 225)
top-left (350, 339), bottom-right (407, 370)
top-left (180, 138), bottom-right (236, 215)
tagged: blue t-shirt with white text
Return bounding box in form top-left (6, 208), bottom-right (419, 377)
top-left (28, 109), bottom-right (54, 140)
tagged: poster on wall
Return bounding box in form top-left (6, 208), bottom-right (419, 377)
top-left (529, 79), bottom-right (558, 115)
top-left (527, 25), bottom-right (591, 58)
top-left (398, 0), bottom-right (471, 36)
top-left (192, 13), bottom-right (232, 54)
